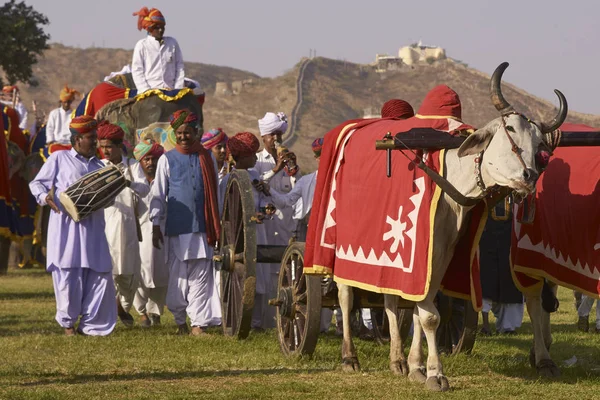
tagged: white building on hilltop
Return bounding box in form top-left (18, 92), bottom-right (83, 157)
top-left (398, 41), bottom-right (446, 65)
top-left (373, 41), bottom-right (447, 71)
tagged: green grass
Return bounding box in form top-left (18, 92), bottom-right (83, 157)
top-left (1, 269), bottom-right (600, 399)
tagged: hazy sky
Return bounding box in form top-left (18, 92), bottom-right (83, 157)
top-left (24, 0), bottom-right (599, 114)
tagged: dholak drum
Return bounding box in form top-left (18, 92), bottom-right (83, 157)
top-left (59, 164), bottom-right (126, 222)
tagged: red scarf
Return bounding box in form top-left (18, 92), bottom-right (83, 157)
top-left (175, 141), bottom-right (221, 246)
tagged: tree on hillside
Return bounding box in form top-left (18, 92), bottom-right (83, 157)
top-left (0, 0), bottom-right (50, 87)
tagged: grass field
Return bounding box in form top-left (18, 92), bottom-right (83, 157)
top-left (1, 268), bottom-right (600, 400)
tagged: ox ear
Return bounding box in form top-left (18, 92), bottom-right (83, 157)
top-left (457, 126), bottom-right (495, 157)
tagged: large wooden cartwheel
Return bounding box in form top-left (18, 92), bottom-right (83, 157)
top-left (216, 170), bottom-right (257, 339)
top-left (435, 293), bottom-right (478, 355)
top-left (271, 242), bottom-right (322, 356)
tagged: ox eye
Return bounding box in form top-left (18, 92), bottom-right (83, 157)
top-left (506, 125), bottom-right (515, 132)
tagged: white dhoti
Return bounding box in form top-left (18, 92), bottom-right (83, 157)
top-left (50, 266), bottom-right (116, 336)
top-left (134, 285), bottom-right (168, 316)
top-left (133, 202), bottom-right (168, 317)
top-left (104, 157), bottom-right (146, 313)
top-left (483, 298), bottom-right (524, 333)
top-left (165, 235), bottom-right (219, 328)
top-left (207, 264), bottom-right (222, 326)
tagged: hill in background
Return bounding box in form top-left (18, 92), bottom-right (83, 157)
top-left (12, 44), bottom-right (600, 171)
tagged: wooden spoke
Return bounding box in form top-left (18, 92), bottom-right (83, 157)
top-left (275, 242), bottom-right (322, 356)
top-left (218, 170), bottom-right (257, 339)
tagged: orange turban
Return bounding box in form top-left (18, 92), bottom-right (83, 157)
top-left (69, 115), bottom-right (98, 135)
top-left (59, 85), bottom-right (80, 102)
top-left (133, 7), bottom-right (166, 31)
top-left (2, 85), bottom-right (18, 94)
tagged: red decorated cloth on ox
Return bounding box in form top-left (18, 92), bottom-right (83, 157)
top-left (511, 123), bottom-right (600, 298)
top-left (304, 85), bottom-right (487, 309)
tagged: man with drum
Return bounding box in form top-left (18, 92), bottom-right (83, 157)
top-left (150, 109), bottom-right (221, 336)
top-left (29, 116), bottom-right (117, 336)
top-left (97, 122), bottom-right (150, 327)
top-left (131, 140), bottom-right (168, 328)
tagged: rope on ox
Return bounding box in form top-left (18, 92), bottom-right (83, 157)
top-left (389, 135), bottom-right (490, 207)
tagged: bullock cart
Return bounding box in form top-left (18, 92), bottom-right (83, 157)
top-left (214, 169), bottom-right (479, 356)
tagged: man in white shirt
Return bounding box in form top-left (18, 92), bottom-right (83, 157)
top-left (131, 7), bottom-right (185, 93)
top-left (1, 86), bottom-right (28, 131)
top-left (97, 121), bottom-right (150, 327)
top-left (45, 85), bottom-right (79, 145)
top-left (131, 140), bottom-right (168, 328)
top-left (252, 111), bottom-right (301, 330)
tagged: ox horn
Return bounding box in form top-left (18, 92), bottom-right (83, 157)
top-left (490, 62), bottom-right (514, 115)
top-left (540, 90), bottom-right (568, 133)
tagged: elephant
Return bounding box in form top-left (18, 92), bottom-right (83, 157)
top-left (94, 73), bottom-right (204, 145)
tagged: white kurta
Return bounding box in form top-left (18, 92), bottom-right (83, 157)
top-left (254, 149), bottom-right (301, 244)
top-left (46, 107), bottom-right (73, 144)
top-left (103, 156), bottom-right (150, 276)
top-left (132, 163), bottom-right (167, 289)
top-left (131, 36), bottom-right (185, 93)
top-left (1, 100), bottom-right (28, 130)
top-left (269, 171), bottom-right (317, 221)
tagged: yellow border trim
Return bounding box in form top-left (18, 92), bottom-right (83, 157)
top-left (510, 257), bottom-right (544, 295)
top-left (304, 264), bottom-right (332, 275)
top-left (335, 122), bottom-right (358, 149)
top-left (513, 263), bottom-right (599, 299)
top-left (333, 275), bottom-right (426, 301)
top-left (468, 202), bottom-right (489, 311)
top-left (415, 114), bottom-right (462, 121)
top-left (83, 88), bottom-right (95, 116)
top-left (440, 288), bottom-right (472, 301)
top-left (134, 88), bottom-right (193, 103)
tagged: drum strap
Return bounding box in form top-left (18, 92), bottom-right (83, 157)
top-left (125, 158), bottom-right (143, 242)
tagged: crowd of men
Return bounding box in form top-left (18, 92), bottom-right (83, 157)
top-left (26, 105), bottom-right (328, 336)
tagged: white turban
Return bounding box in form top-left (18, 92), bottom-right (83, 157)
top-left (258, 112), bottom-right (288, 136)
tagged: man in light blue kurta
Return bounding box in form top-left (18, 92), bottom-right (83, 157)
top-left (150, 110), bottom-right (221, 336)
top-left (29, 116), bottom-right (116, 336)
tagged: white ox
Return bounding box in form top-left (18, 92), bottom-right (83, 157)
top-left (335, 63), bottom-right (568, 391)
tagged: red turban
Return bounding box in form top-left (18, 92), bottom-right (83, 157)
top-left (417, 85), bottom-right (462, 120)
top-left (227, 132), bottom-right (259, 159)
top-left (381, 99), bottom-right (414, 119)
top-left (97, 120), bottom-right (125, 141)
top-left (133, 7), bottom-right (165, 31)
top-left (311, 138), bottom-right (324, 157)
top-left (170, 109), bottom-right (199, 131)
top-left (201, 128), bottom-right (228, 150)
top-left (69, 115), bottom-right (98, 135)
